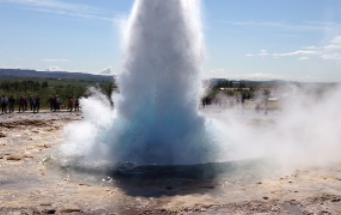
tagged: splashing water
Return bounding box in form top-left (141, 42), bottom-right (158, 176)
top-left (59, 0), bottom-right (223, 166)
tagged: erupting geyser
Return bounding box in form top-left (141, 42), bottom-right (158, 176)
top-left (54, 0), bottom-right (341, 176)
top-left (58, 0), bottom-right (221, 166)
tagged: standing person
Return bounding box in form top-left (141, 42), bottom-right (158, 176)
top-left (8, 95), bottom-right (15, 113)
top-left (68, 97), bottom-right (74, 112)
top-left (29, 95), bottom-right (34, 111)
top-left (75, 98), bottom-right (80, 111)
top-left (67, 96), bottom-right (70, 111)
top-left (1, 95), bottom-right (8, 114)
top-left (54, 95), bottom-right (61, 111)
top-left (56, 96), bottom-right (61, 111)
top-left (31, 96), bottom-right (36, 112)
top-left (18, 96), bottom-right (25, 113)
top-left (53, 95), bottom-right (58, 112)
top-left (52, 96), bottom-right (57, 112)
top-left (24, 97), bottom-right (28, 111)
top-left (35, 95), bottom-right (41, 113)
top-left (48, 96), bottom-right (54, 111)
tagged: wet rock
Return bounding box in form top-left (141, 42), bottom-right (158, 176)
top-left (37, 144), bottom-right (50, 149)
top-left (0, 132), bottom-right (6, 138)
top-left (42, 208), bottom-right (56, 214)
top-left (32, 207), bottom-right (42, 215)
top-left (60, 208), bottom-right (82, 213)
top-left (165, 186), bottom-right (173, 190)
top-left (6, 154), bottom-right (25, 161)
top-left (288, 199), bottom-right (298, 204)
top-left (40, 203), bottom-right (53, 206)
top-left (116, 161), bottom-right (135, 171)
top-left (6, 153), bottom-right (33, 161)
top-left (194, 207), bottom-right (200, 212)
top-left (331, 197), bottom-right (341, 202)
top-left (203, 204), bottom-right (214, 209)
top-left (200, 185), bottom-right (215, 189)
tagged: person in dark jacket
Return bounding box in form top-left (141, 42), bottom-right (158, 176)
top-left (8, 95), bottom-right (15, 113)
top-left (1, 95), bottom-right (8, 114)
top-left (18, 96), bottom-right (25, 113)
top-left (29, 95), bottom-right (34, 111)
top-left (34, 95), bottom-right (41, 113)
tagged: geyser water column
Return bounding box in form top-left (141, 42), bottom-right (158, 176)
top-left (58, 0), bottom-right (221, 167)
top-left (109, 0), bottom-right (217, 165)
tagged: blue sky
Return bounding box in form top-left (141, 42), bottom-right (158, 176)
top-left (1, 0), bottom-right (341, 82)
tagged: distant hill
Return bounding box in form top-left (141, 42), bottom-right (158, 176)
top-left (0, 69), bottom-right (114, 82)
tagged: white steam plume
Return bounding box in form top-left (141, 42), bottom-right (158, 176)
top-left (59, 0), bottom-right (222, 166)
top-left (206, 84), bottom-right (341, 173)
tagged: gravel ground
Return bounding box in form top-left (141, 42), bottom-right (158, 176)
top-left (1, 111), bottom-right (341, 214)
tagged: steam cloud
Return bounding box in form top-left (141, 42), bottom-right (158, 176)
top-left (58, 0), bottom-right (341, 174)
top-left (207, 84), bottom-right (341, 173)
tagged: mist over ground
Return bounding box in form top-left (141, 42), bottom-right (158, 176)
top-left (205, 83), bottom-right (341, 173)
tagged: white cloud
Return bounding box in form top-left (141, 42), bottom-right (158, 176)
top-left (42, 58), bottom-right (69, 62)
top-left (304, 46), bottom-right (319, 50)
top-left (320, 53), bottom-right (341, 61)
top-left (272, 35), bottom-right (341, 62)
top-left (245, 49), bottom-right (268, 57)
top-left (273, 50), bottom-right (321, 57)
top-left (239, 72), bottom-right (284, 80)
top-left (205, 69), bottom-right (284, 81)
top-left (247, 35), bottom-right (341, 62)
top-left (323, 45), bottom-right (341, 51)
top-left (0, 0), bottom-right (114, 22)
top-left (258, 49), bottom-right (268, 56)
top-left (298, 57), bottom-right (309, 61)
top-left (205, 68), bottom-right (228, 78)
top-left (99, 66), bottom-right (115, 75)
top-left (46, 66), bottom-right (63, 71)
top-left (331, 36), bottom-right (341, 44)
top-left (224, 21), bottom-right (340, 32)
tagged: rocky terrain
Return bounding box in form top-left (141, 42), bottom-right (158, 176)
top-left (1, 112), bottom-right (341, 214)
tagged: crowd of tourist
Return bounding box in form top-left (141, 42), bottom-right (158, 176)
top-left (0, 95), bottom-right (80, 114)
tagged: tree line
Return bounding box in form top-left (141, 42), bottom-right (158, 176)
top-left (0, 79), bottom-right (115, 108)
